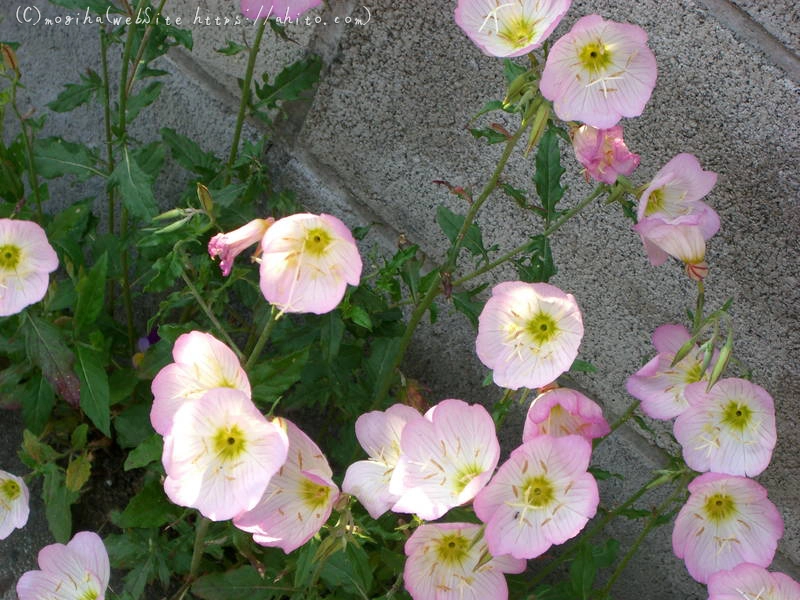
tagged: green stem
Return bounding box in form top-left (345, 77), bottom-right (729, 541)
top-left (244, 305), bottom-right (278, 370)
top-left (692, 279), bottom-right (705, 334)
top-left (189, 516), bottom-right (210, 579)
top-left (125, 0), bottom-right (169, 96)
top-left (597, 472), bottom-right (692, 597)
top-left (10, 80), bottom-right (43, 219)
top-left (453, 184), bottom-right (606, 287)
top-left (180, 270), bottom-right (244, 361)
top-left (100, 27), bottom-right (117, 314)
top-left (491, 387), bottom-right (515, 427)
top-left (225, 18), bottom-right (267, 184)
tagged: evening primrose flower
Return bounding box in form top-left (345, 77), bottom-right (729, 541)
top-left (523, 387), bottom-right (610, 443)
top-left (259, 213), bottom-right (362, 315)
top-left (707, 563), bottom-right (800, 600)
top-left (633, 217), bottom-right (712, 280)
top-left (234, 418), bottom-right (339, 554)
top-left (454, 0), bottom-right (571, 58)
top-left (476, 281), bottom-right (584, 390)
top-left (403, 522), bottom-right (526, 600)
top-left (0, 219), bottom-right (58, 317)
top-left (474, 434), bottom-right (599, 559)
top-left (571, 124), bottom-right (640, 184)
top-left (240, 0), bottom-right (322, 21)
top-left (390, 399), bottom-right (500, 521)
top-left (626, 324), bottom-right (715, 420)
top-left (162, 388), bottom-right (289, 521)
top-left (540, 15), bottom-right (657, 128)
top-left (342, 403), bottom-right (423, 519)
top-left (17, 531), bottom-right (109, 600)
top-left (0, 470), bottom-right (29, 539)
top-left (674, 379), bottom-right (776, 477)
top-left (209, 217), bottom-right (274, 277)
top-left (151, 331), bottom-right (251, 435)
top-left (672, 473), bottom-right (783, 584)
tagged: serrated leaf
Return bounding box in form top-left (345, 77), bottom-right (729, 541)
top-left (22, 315), bottom-right (81, 407)
top-left (126, 81), bottom-right (163, 122)
top-left (534, 128), bottom-right (566, 224)
top-left (217, 40), bottom-right (248, 55)
top-left (65, 454), bottom-right (92, 492)
top-left (124, 434), bottom-right (163, 471)
top-left (75, 345), bottom-right (110, 437)
top-left (108, 147), bottom-right (157, 221)
top-left (452, 290), bottom-right (486, 329)
top-left (436, 205), bottom-right (485, 257)
top-left (48, 71), bottom-right (102, 112)
top-left (34, 137), bottom-right (101, 181)
top-left (514, 235), bottom-right (556, 282)
top-left (133, 141), bottom-right (165, 180)
top-left (74, 253), bottom-right (108, 338)
top-left (469, 127), bottom-right (508, 144)
top-left (160, 127), bottom-right (220, 176)
top-left (255, 55), bottom-right (322, 110)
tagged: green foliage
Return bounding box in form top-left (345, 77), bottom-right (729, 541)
top-left (534, 126), bottom-right (567, 225)
top-left (48, 71), bottom-right (103, 113)
top-left (253, 55), bottom-right (322, 119)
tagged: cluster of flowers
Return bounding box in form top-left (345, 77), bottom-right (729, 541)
top-left (627, 326), bottom-right (796, 596)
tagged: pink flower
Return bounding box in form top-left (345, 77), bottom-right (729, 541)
top-left (151, 331), bottom-right (251, 435)
top-left (672, 473), bottom-right (783, 584)
top-left (454, 0), bottom-right (571, 58)
top-left (707, 563), bottom-right (800, 600)
top-left (234, 419), bottom-right (339, 554)
top-left (259, 213), bottom-right (362, 315)
top-left (342, 404), bottom-right (423, 519)
top-left (523, 387), bottom-right (610, 442)
top-left (637, 154), bottom-right (718, 226)
top-left (390, 399), bottom-right (500, 521)
top-left (0, 219), bottom-right (58, 317)
top-left (209, 217), bottom-right (274, 277)
top-left (474, 435), bottom-right (599, 559)
top-left (540, 15), bottom-right (657, 128)
top-left (162, 388), bottom-right (289, 521)
top-left (633, 217), bottom-right (712, 280)
top-left (17, 531), bottom-right (109, 600)
top-left (403, 522), bottom-right (526, 600)
top-left (240, 0), bottom-right (322, 21)
top-left (0, 470), bottom-right (29, 539)
top-left (571, 124), bottom-right (640, 184)
top-left (674, 379), bottom-right (776, 477)
top-left (626, 324), bottom-right (715, 420)
top-left (476, 281), bottom-right (584, 391)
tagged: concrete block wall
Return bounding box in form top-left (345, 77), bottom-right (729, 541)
top-left (1, 1), bottom-right (798, 598)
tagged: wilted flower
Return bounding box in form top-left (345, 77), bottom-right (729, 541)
top-left (403, 522), bottom-right (526, 600)
top-left (523, 387), bottom-right (610, 442)
top-left (162, 388), bottom-right (289, 521)
top-left (672, 473), bottom-right (783, 584)
top-left (209, 217), bottom-right (274, 276)
top-left (342, 403), bottom-right (423, 519)
top-left (540, 15), bottom-right (657, 128)
top-left (707, 563), bottom-right (800, 600)
top-left (571, 124), bottom-right (640, 184)
top-left (474, 434), bottom-right (599, 559)
top-left (17, 531), bottom-right (109, 600)
top-left (390, 399), bottom-right (500, 521)
top-left (454, 0), bottom-right (571, 58)
top-left (0, 219), bottom-right (58, 317)
top-left (234, 419), bottom-right (339, 554)
top-left (626, 324), bottom-right (714, 420)
top-left (151, 331), bottom-right (251, 435)
top-left (0, 470), bottom-right (29, 539)
top-left (240, 0), bottom-right (322, 21)
top-left (259, 213), bottom-right (362, 315)
top-left (674, 379), bottom-right (776, 477)
top-left (476, 281), bottom-right (583, 390)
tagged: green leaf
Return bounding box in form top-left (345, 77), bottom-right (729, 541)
top-left (469, 127), bottom-right (508, 144)
top-left (34, 137), bottom-right (101, 181)
top-left (618, 507), bottom-right (652, 519)
top-left (593, 538), bottom-right (619, 569)
top-left (47, 71), bottom-right (102, 112)
top-left (41, 463), bottom-right (78, 543)
top-left (534, 127), bottom-right (566, 224)
top-left (124, 434), bottom-right (163, 471)
top-left (126, 81), bottom-right (163, 122)
top-left (216, 40), bottom-right (248, 56)
top-left (569, 358), bottom-right (597, 374)
top-left (74, 253), bottom-right (108, 338)
top-left (21, 376), bottom-right (55, 435)
top-left (514, 235), bottom-right (556, 283)
top-left (436, 205), bottom-right (485, 257)
top-left (250, 347), bottom-right (311, 404)
top-left (452, 288), bottom-right (487, 329)
top-left (254, 55), bottom-right (322, 110)
top-left (160, 127), bottom-right (220, 176)
top-left (107, 147), bottom-right (158, 221)
top-left (365, 337), bottom-right (402, 388)
top-left (46, 198), bottom-right (93, 267)
top-left (320, 311), bottom-right (345, 363)
top-left (75, 345), bottom-right (111, 437)
top-left (569, 543), bottom-right (597, 600)
top-left (117, 480), bottom-right (177, 528)
top-left (503, 58), bottom-right (527, 83)
top-left (588, 467), bottom-right (623, 481)
top-left (193, 566), bottom-right (288, 600)
top-left (65, 454), bottom-right (92, 492)
top-left (320, 543), bottom-right (373, 599)
top-left (71, 423), bottom-right (89, 450)
top-left (133, 141), bottom-right (166, 180)
top-left (347, 305), bottom-right (373, 331)
top-left (114, 403), bottom-right (153, 449)
top-left (22, 315), bottom-right (81, 407)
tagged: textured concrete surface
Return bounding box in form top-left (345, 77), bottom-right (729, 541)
top-left (1, 0), bottom-right (798, 598)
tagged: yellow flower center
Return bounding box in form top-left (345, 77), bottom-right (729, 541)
top-left (303, 227), bottom-right (332, 257)
top-left (721, 400), bottom-right (753, 432)
top-left (683, 360), bottom-right (705, 384)
top-left (78, 590), bottom-right (99, 600)
top-left (578, 41), bottom-right (613, 73)
top-left (702, 493), bottom-right (736, 523)
top-left (525, 312), bottom-right (559, 345)
top-left (521, 475), bottom-right (555, 508)
top-left (453, 463), bottom-right (483, 493)
top-left (434, 532), bottom-right (471, 566)
top-left (0, 244), bottom-right (21, 270)
top-left (0, 478), bottom-right (21, 500)
top-left (299, 477), bottom-right (331, 511)
top-left (212, 425), bottom-right (247, 461)
top-left (644, 188), bottom-right (665, 216)
top-left (499, 17), bottom-right (537, 49)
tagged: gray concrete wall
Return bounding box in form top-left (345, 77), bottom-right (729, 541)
top-left (1, 0), bottom-right (798, 598)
